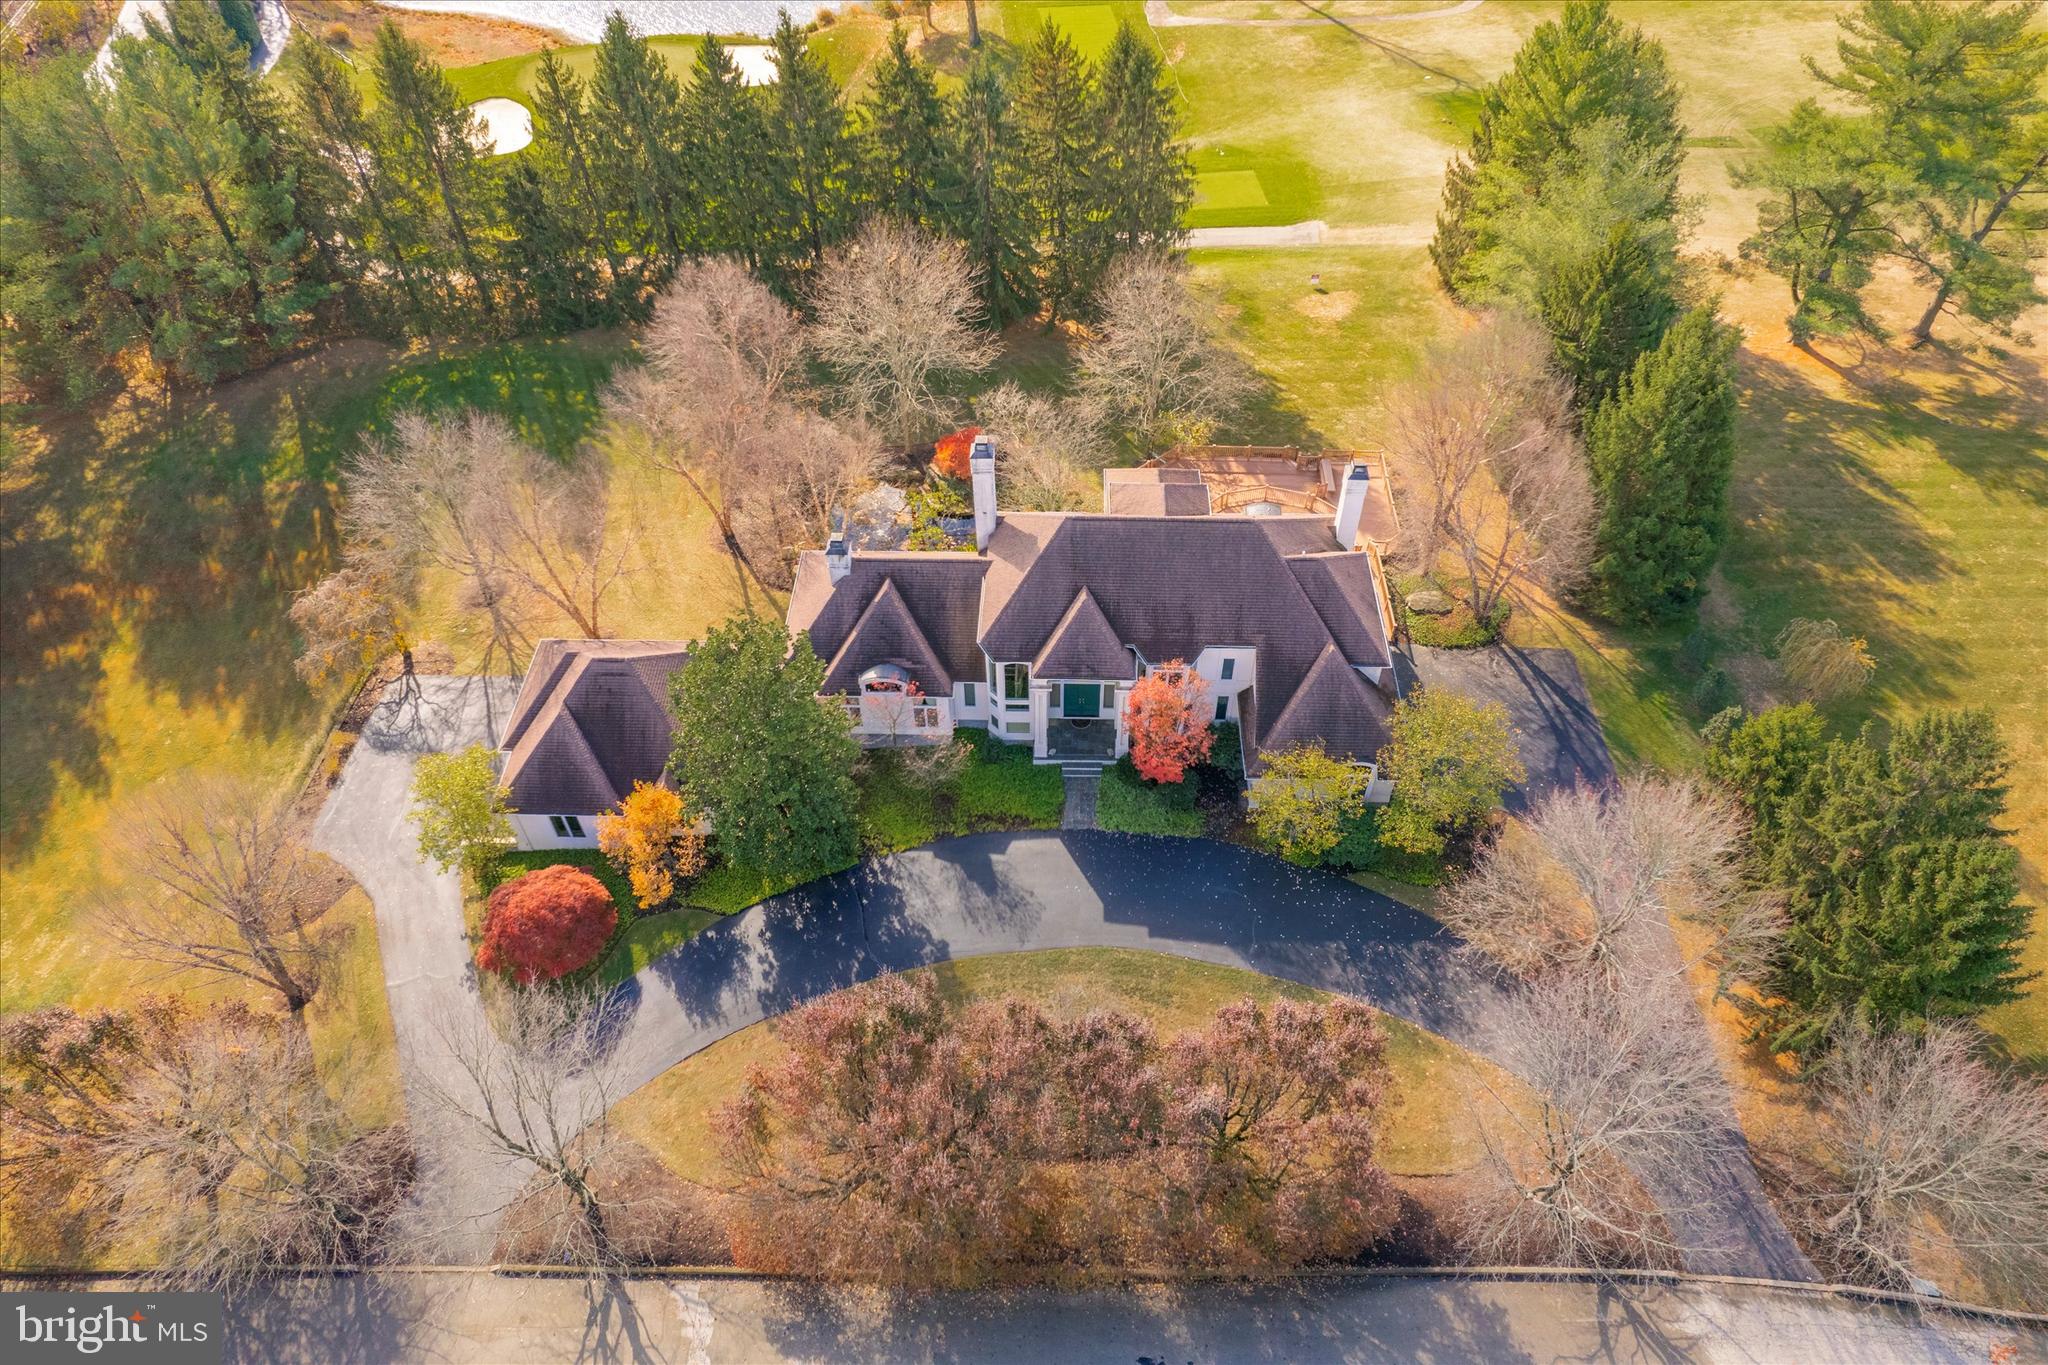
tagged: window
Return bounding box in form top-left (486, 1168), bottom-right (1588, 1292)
top-left (1003, 663), bottom-right (1030, 702)
top-left (962, 682), bottom-right (977, 709)
top-left (913, 705), bottom-right (940, 727)
top-left (1220, 657), bottom-right (1235, 681)
top-left (1214, 697), bottom-right (1230, 722)
top-left (549, 815), bottom-right (586, 839)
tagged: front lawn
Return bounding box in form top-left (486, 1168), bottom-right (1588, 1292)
top-left (613, 948), bottom-right (1523, 1187)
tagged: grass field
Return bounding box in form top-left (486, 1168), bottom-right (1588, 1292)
top-left (614, 948), bottom-right (1518, 1184)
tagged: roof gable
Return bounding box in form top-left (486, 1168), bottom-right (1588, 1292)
top-left (820, 578), bottom-right (954, 696)
top-left (788, 550), bottom-right (988, 689)
top-left (500, 640), bottom-right (687, 815)
top-left (1255, 641), bottom-right (1394, 768)
top-left (1033, 589), bottom-right (1135, 679)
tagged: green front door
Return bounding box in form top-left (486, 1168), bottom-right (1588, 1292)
top-left (1061, 682), bottom-right (1101, 718)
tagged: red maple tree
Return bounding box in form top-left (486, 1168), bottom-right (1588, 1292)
top-left (1123, 661), bottom-right (1214, 783)
top-left (931, 426), bottom-right (982, 481)
top-left (476, 864), bottom-right (617, 984)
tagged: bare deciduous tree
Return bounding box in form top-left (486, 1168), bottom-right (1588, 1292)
top-left (810, 218), bottom-right (997, 445)
top-left (1462, 971), bottom-right (1725, 1269)
top-left (478, 444), bottom-right (636, 639)
top-left (344, 409), bottom-right (531, 674)
top-left (763, 406), bottom-right (884, 551)
top-left (973, 381), bottom-right (1105, 510)
top-left (618, 259), bottom-right (810, 554)
top-left (1774, 617), bottom-right (1875, 703)
top-left (419, 987), bottom-right (662, 1274)
top-left (1385, 310), bottom-right (1595, 619)
top-left (100, 779), bottom-right (340, 1014)
top-left (1079, 252), bottom-right (1254, 450)
top-left (1444, 777), bottom-right (1750, 978)
top-left (97, 1003), bottom-right (411, 1292)
top-left (289, 550), bottom-right (424, 716)
top-left (1801, 1025), bottom-right (2048, 1302)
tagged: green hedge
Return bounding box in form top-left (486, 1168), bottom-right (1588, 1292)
top-left (1320, 807), bottom-right (1447, 886)
top-left (948, 729), bottom-right (1065, 830)
top-left (1097, 759), bottom-right (1205, 836)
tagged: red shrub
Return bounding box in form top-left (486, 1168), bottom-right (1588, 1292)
top-left (476, 865), bottom-right (617, 984)
top-left (932, 426), bottom-right (981, 481)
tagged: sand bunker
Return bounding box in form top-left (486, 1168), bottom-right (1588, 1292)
top-left (731, 45), bottom-right (778, 85)
top-left (468, 97), bottom-right (534, 155)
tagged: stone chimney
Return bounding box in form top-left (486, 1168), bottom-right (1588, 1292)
top-left (825, 509), bottom-right (851, 583)
top-left (971, 434), bottom-right (998, 551)
top-left (1332, 460), bottom-right (1370, 550)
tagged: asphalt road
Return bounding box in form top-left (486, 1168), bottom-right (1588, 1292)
top-left (218, 1271), bottom-right (2047, 1365)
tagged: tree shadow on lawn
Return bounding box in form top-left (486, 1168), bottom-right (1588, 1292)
top-left (1725, 347), bottom-right (1963, 718)
top-left (1, 338), bottom-right (624, 849)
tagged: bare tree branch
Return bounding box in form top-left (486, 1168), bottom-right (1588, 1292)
top-left (98, 779), bottom-right (340, 1014)
top-left (973, 382), bottom-right (1106, 510)
top-left (810, 218), bottom-right (996, 445)
top-left (1079, 252), bottom-right (1254, 451)
top-left (1384, 309), bottom-right (1594, 618)
top-left (1461, 971), bottom-right (1727, 1270)
top-left (476, 444), bottom-right (637, 639)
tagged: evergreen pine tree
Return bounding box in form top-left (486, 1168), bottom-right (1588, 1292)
top-left (1537, 221), bottom-right (1679, 407)
top-left (108, 33), bottom-right (313, 377)
top-left (1431, 0), bottom-right (1683, 297)
top-left (950, 49), bottom-right (1039, 325)
top-left (1586, 307), bottom-right (1739, 621)
top-left (370, 23), bottom-right (501, 324)
top-left (861, 25), bottom-right (952, 230)
top-left (1093, 20), bottom-right (1192, 252)
top-left (1761, 711), bottom-right (2032, 1052)
top-left (287, 34), bottom-right (436, 328)
top-left (587, 12), bottom-right (690, 280)
top-left (1016, 20), bottom-right (1104, 319)
top-left (0, 55), bottom-right (151, 398)
top-left (527, 48), bottom-right (632, 313)
top-left (679, 35), bottom-right (776, 271)
top-left (501, 160), bottom-right (609, 330)
top-left (763, 13), bottom-right (860, 285)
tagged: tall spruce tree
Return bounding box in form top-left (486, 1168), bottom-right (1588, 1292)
top-left (526, 48), bottom-right (632, 313)
top-left (1585, 307), bottom-right (1739, 621)
top-left (501, 161), bottom-right (610, 330)
top-left (287, 35), bottom-right (435, 328)
top-left (679, 36), bottom-right (775, 271)
top-left (1752, 711), bottom-right (2032, 1053)
top-left (763, 13), bottom-right (859, 285)
top-left (951, 49), bottom-right (1039, 325)
top-left (1430, 0), bottom-right (1683, 298)
top-left (1093, 21), bottom-right (1192, 252)
top-left (1016, 20), bottom-right (1105, 319)
top-left (0, 54), bottom-right (152, 399)
top-left (861, 25), bottom-right (952, 231)
top-left (1536, 221), bottom-right (1680, 408)
top-left (588, 13), bottom-right (690, 282)
top-left (109, 33), bottom-right (320, 377)
top-left (370, 23), bottom-right (500, 324)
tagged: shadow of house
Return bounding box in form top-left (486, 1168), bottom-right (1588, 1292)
top-left (1405, 645), bottom-right (1618, 812)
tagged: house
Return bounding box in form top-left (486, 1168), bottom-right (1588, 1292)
top-left (498, 639), bottom-right (688, 849)
top-left (786, 436), bottom-right (1400, 789)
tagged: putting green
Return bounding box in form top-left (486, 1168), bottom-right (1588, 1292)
top-left (1195, 169), bottom-right (1270, 211)
top-left (1012, 3), bottom-right (1122, 59)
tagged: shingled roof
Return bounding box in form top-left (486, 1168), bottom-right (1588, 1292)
top-left (820, 578), bottom-right (954, 696)
top-left (1033, 589), bottom-right (1136, 679)
top-left (501, 640), bottom-right (688, 815)
top-left (788, 504), bottom-right (1398, 768)
top-left (1103, 467), bottom-right (1213, 516)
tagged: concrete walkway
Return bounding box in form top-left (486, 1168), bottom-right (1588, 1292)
top-left (1059, 770), bottom-right (1100, 828)
top-left (220, 1270), bottom-right (2045, 1364)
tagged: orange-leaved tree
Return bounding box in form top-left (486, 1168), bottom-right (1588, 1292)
top-left (932, 426), bottom-right (982, 481)
top-left (476, 864), bottom-right (617, 984)
top-left (595, 781), bottom-right (707, 910)
top-left (1123, 661), bottom-right (1213, 783)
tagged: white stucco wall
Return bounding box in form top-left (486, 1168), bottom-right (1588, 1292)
top-left (509, 813), bottom-right (601, 851)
